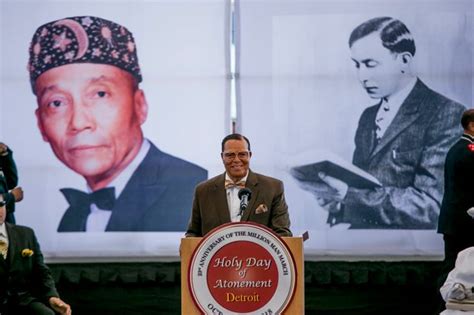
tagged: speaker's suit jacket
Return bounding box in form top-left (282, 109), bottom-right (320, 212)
top-left (0, 223), bottom-right (58, 312)
top-left (186, 170), bottom-right (292, 237)
top-left (438, 134), bottom-right (474, 236)
top-left (0, 148), bottom-right (18, 224)
top-left (332, 79), bottom-right (465, 229)
top-left (58, 143), bottom-right (208, 232)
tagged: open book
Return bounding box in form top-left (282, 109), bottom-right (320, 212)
top-left (290, 150), bottom-right (381, 189)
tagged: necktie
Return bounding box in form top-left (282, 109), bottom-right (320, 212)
top-left (224, 180), bottom-right (246, 189)
top-left (61, 187), bottom-right (116, 215)
top-left (375, 98), bottom-right (390, 143)
top-left (0, 234), bottom-right (7, 260)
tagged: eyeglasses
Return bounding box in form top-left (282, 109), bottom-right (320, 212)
top-left (0, 201), bottom-right (6, 207)
top-left (222, 151), bottom-right (250, 161)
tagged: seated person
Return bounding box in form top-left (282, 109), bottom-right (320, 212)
top-left (0, 195), bottom-right (71, 315)
top-left (440, 246), bottom-right (474, 315)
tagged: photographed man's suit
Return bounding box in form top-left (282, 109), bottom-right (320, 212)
top-left (0, 223), bottom-right (59, 314)
top-left (186, 170), bottom-right (292, 237)
top-left (58, 143), bottom-right (208, 232)
top-left (0, 149), bottom-right (18, 224)
top-left (331, 79), bottom-right (465, 229)
top-left (437, 133), bottom-right (474, 288)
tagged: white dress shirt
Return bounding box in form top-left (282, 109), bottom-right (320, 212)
top-left (225, 172), bottom-right (249, 222)
top-left (85, 139), bottom-right (151, 232)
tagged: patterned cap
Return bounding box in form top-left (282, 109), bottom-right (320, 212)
top-left (28, 16), bottom-right (142, 94)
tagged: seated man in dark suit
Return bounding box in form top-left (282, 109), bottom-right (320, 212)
top-left (0, 195), bottom-right (71, 315)
top-left (0, 143), bottom-right (23, 224)
top-left (186, 133), bottom-right (292, 237)
top-left (28, 16), bottom-right (207, 232)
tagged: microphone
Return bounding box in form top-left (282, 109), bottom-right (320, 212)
top-left (238, 188), bottom-right (252, 216)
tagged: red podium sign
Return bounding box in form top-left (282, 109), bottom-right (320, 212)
top-left (188, 222), bottom-right (297, 315)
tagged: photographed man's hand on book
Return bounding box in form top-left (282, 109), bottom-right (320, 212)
top-left (318, 172), bottom-right (348, 201)
top-left (293, 171), bottom-right (347, 214)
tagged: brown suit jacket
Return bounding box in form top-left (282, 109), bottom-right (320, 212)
top-left (186, 170), bottom-right (292, 237)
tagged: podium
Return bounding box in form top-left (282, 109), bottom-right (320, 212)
top-left (181, 235), bottom-right (304, 314)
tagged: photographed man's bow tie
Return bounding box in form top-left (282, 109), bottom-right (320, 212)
top-left (61, 187), bottom-right (116, 211)
top-left (224, 180), bottom-right (246, 189)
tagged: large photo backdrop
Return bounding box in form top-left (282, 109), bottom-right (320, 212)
top-left (237, 0), bottom-right (473, 258)
top-left (0, 0), bottom-right (229, 261)
top-left (1, 0), bottom-right (473, 261)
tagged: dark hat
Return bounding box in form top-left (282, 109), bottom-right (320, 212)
top-left (28, 16), bottom-right (142, 94)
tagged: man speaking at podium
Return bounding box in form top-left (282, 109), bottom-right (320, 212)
top-left (186, 134), bottom-right (292, 237)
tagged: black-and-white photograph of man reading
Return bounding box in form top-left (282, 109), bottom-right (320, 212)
top-left (292, 17), bottom-right (465, 229)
